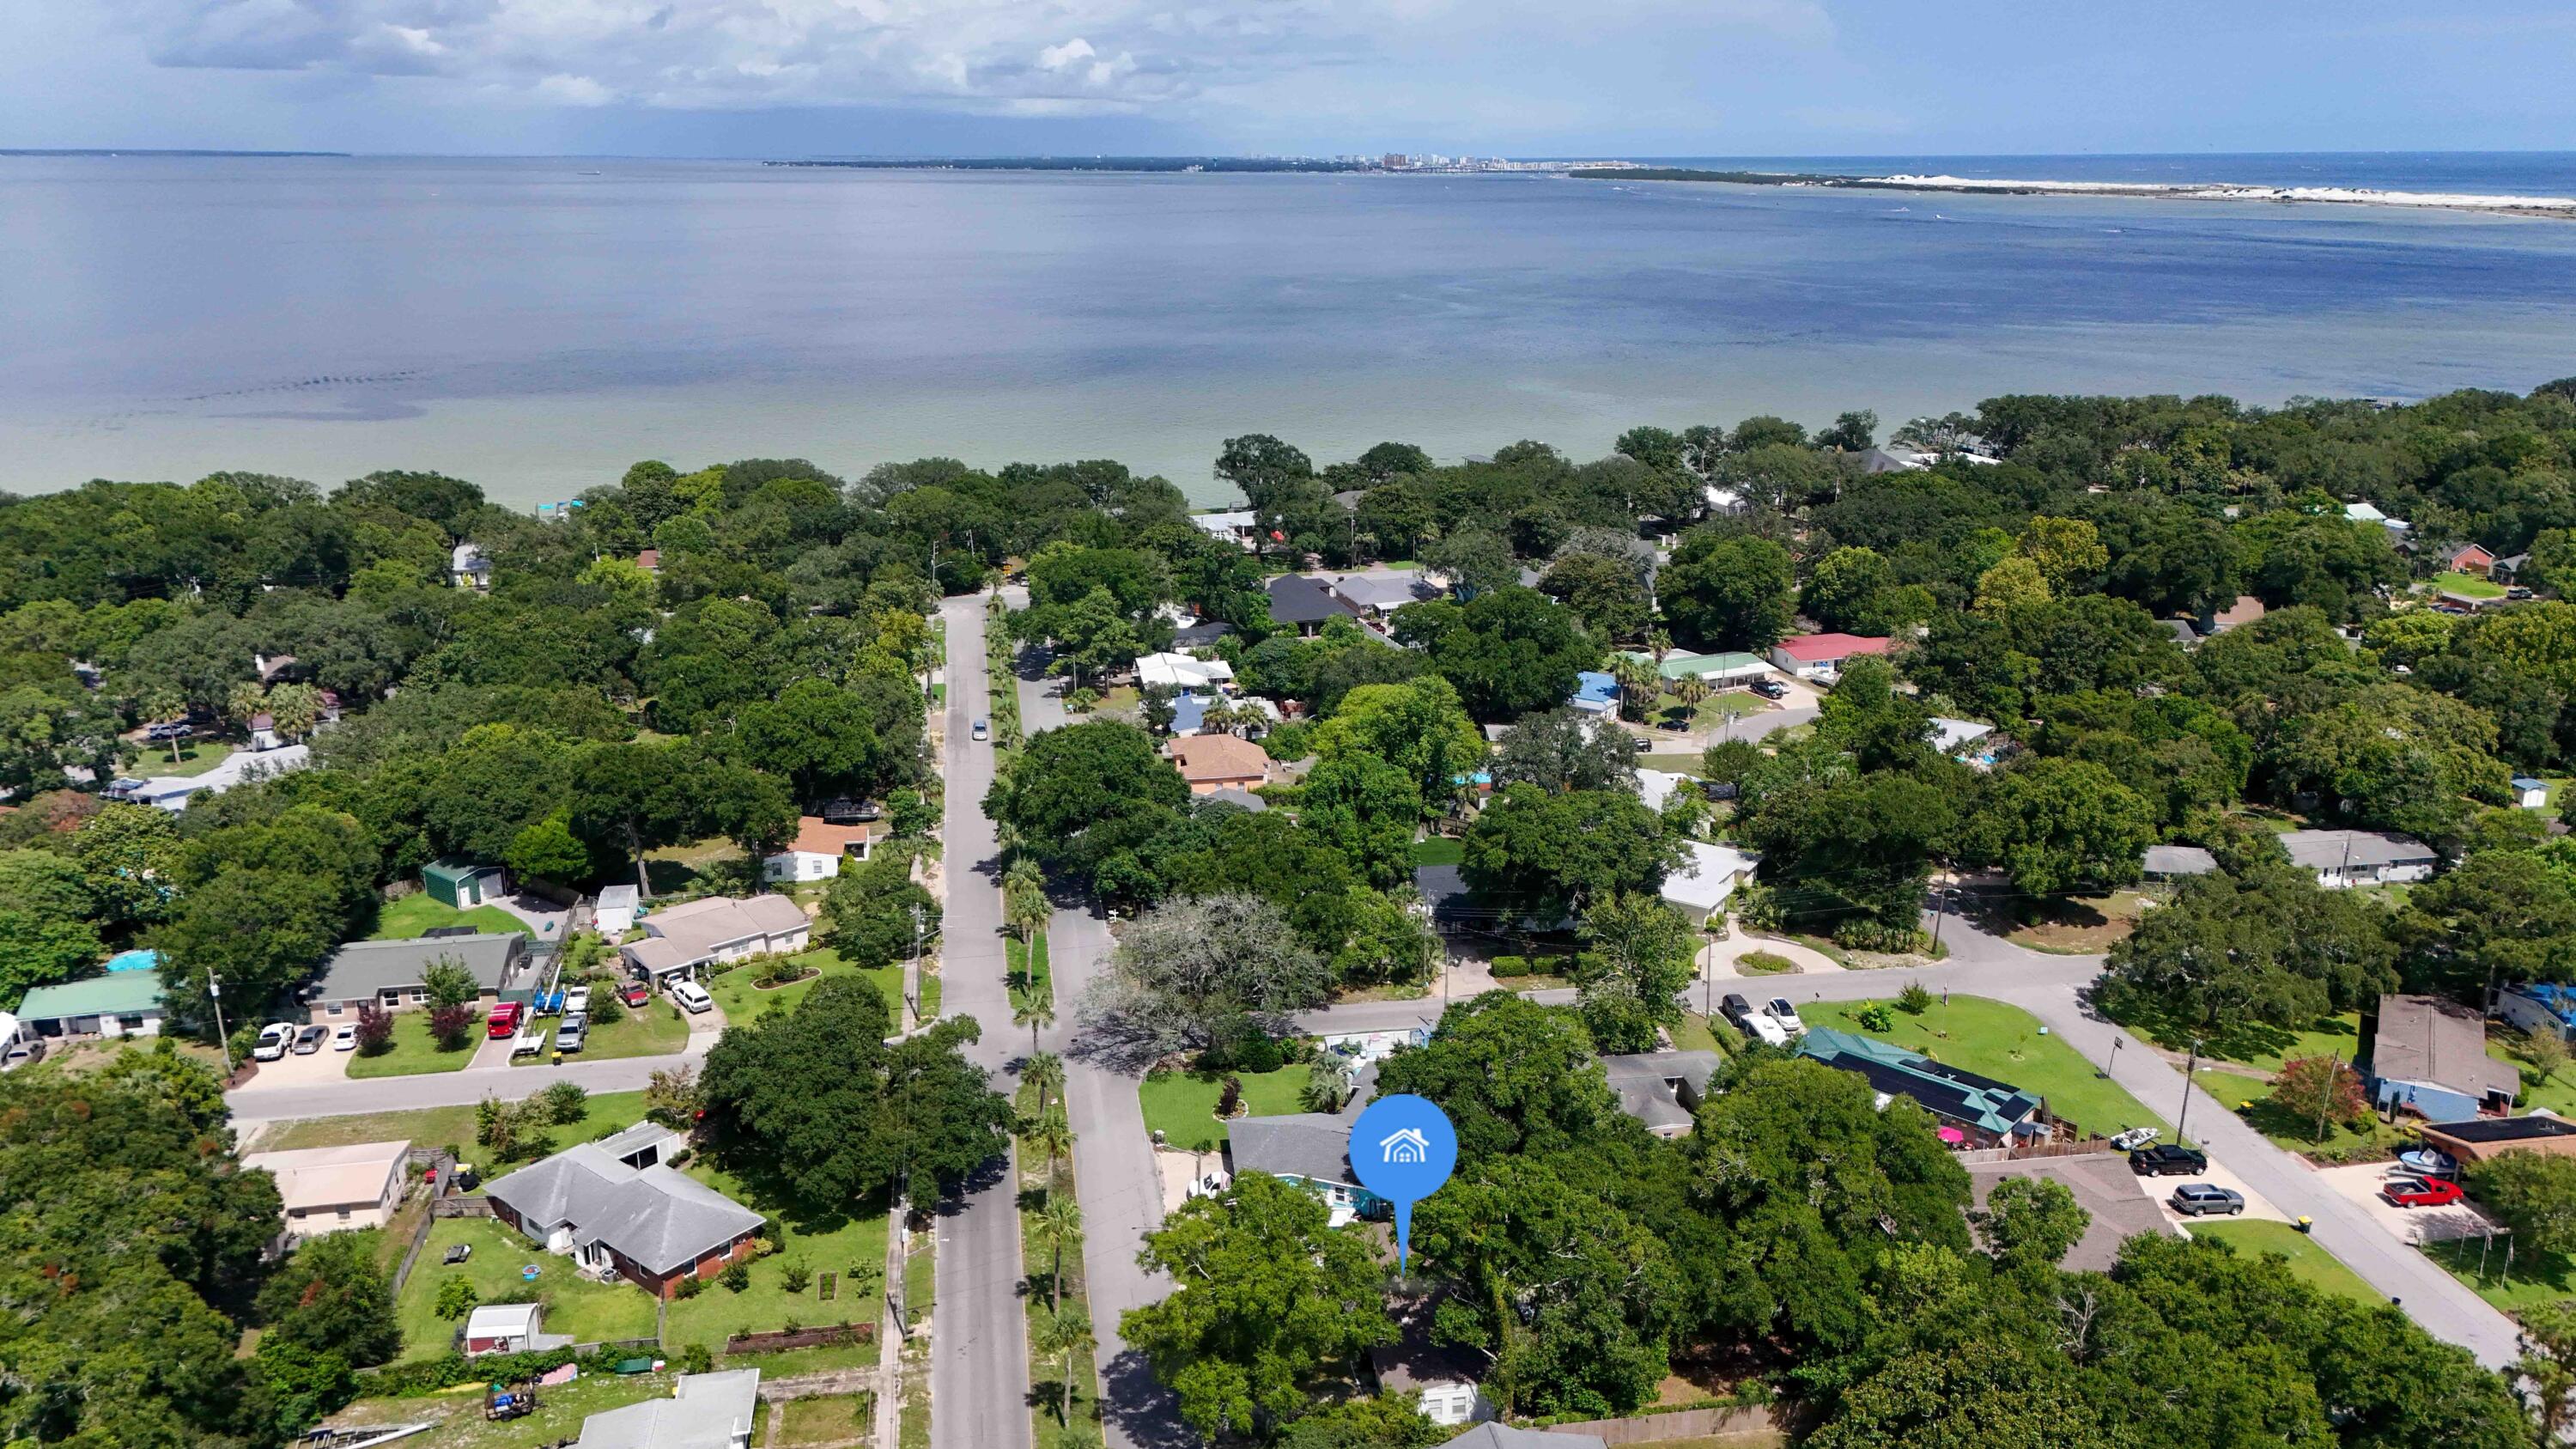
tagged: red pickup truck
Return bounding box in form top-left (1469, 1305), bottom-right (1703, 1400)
top-left (486, 1001), bottom-right (523, 1039)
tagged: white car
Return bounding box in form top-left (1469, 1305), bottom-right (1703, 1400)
top-left (331, 1023), bottom-right (358, 1051)
top-left (1763, 998), bottom-right (1806, 1036)
top-left (252, 1023), bottom-right (294, 1062)
top-left (669, 979), bottom-right (714, 1014)
top-left (1741, 1013), bottom-right (1792, 1049)
top-left (563, 986), bottom-right (591, 1015)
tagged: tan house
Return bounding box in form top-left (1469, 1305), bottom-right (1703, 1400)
top-left (621, 894), bottom-right (811, 983)
top-left (762, 816), bottom-right (881, 884)
top-left (1168, 734), bottom-right (1270, 794)
top-left (242, 1140), bottom-right (412, 1242)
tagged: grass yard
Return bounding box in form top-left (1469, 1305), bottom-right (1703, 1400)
top-left (346, 1013), bottom-right (481, 1079)
top-left (263, 1089), bottom-right (648, 1160)
top-left (2425, 1234), bottom-right (2576, 1316)
top-left (2105, 999), bottom-right (2362, 1076)
top-left (773, 1394), bottom-right (872, 1446)
top-left (396, 1217), bottom-right (661, 1360)
top-left (662, 1160), bottom-right (890, 1359)
top-left (2189, 1221), bottom-right (2380, 1305)
top-left (1736, 951), bottom-right (1797, 975)
top-left (331, 1369), bottom-right (683, 1449)
top-left (1803, 997), bottom-right (2168, 1141)
top-left (369, 893), bottom-right (531, 940)
top-left (708, 948), bottom-right (902, 1026)
top-left (643, 837), bottom-right (750, 896)
top-left (2433, 570), bottom-right (2507, 600)
top-left (2001, 892), bottom-right (2147, 954)
top-left (2490, 1037), bottom-right (2576, 1116)
top-left (2196, 1068), bottom-right (2404, 1161)
top-left (1139, 1065), bottom-right (1310, 1152)
top-left (513, 998), bottom-right (690, 1066)
top-left (1007, 932), bottom-right (1053, 1014)
top-left (1668, 1014), bottom-right (1724, 1056)
top-left (143, 739), bottom-right (236, 777)
top-left (1412, 836), bottom-right (1463, 867)
top-left (1637, 753), bottom-right (1708, 774)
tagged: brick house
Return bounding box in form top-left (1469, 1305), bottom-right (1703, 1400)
top-left (483, 1123), bottom-right (765, 1299)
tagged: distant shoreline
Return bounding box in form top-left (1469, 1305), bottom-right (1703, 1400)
top-left (0, 148), bottom-right (350, 158)
top-left (1566, 166), bottom-right (2576, 219)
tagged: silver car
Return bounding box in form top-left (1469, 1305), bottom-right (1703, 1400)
top-left (2168, 1183), bottom-right (2245, 1217)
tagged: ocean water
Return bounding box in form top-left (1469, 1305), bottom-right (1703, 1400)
top-left (3, 152), bottom-right (2575, 508)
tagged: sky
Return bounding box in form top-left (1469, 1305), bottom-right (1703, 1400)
top-left (5, 0), bottom-right (2574, 157)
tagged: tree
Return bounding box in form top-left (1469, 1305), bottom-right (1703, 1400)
top-left (505, 809), bottom-right (591, 886)
top-left (1462, 785), bottom-right (1677, 921)
top-left (1374, 995), bottom-right (1620, 1159)
top-left (1571, 893), bottom-right (1696, 1053)
top-left (1973, 554), bottom-right (2052, 615)
top-left (1032, 1304), bottom-right (1097, 1427)
top-left (1539, 552), bottom-right (1652, 641)
top-left (1661, 533), bottom-right (1794, 651)
top-left (256, 1231), bottom-right (401, 1367)
top-left (567, 742), bottom-right (692, 897)
top-left (1121, 1172), bottom-right (1395, 1440)
top-left (354, 1002), bottom-right (393, 1054)
top-left (646, 1062), bottom-right (703, 1126)
top-left (2393, 848), bottom-right (2576, 1001)
top-left (2104, 868), bottom-right (2398, 1038)
top-left (1977, 1176), bottom-right (2090, 1269)
top-left (1812, 1341), bottom-right (2117, 1449)
top-left (735, 678), bottom-right (885, 803)
top-left (1420, 527), bottom-right (1518, 601)
top-left (1425, 586), bottom-right (1598, 722)
top-left (1803, 546), bottom-right (1897, 636)
top-left (1330, 886), bottom-right (1437, 987)
top-left (1296, 753), bottom-right (1422, 887)
top-left (2518, 1300), bottom-right (2576, 1445)
top-left (1030, 1193), bottom-right (1084, 1315)
top-left (2271, 1054), bottom-right (2367, 1141)
top-left (2467, 1150), bottom-right (2576, 1258)
top-left (1738, 771), bottom-right (1954, 942)
top-left (2018, 514), bottom-right (2109, 594)
top-left (256, 1336), bottom-right (359, 1439)
top-left (1491, 709), bottom-right (1638, 796)
top-left (984, 720), bottom-right (1188, 884)
top-left (1014, 995), bottom-right (1057, 1060)
top-left (823, 850), bottom-right (941, 969)
top-left (1005, 868), bottom-right (1053, 947)
top-left (1024, 1050), bottom-right (1066, 1122)
top-left (1075, 893), bottom-right (1327, 1069)
top-left (0, 849), bottom-right (104, 1008)
top-left (265, 680), bottom-right (325, 741)
top-left (1611, 654), bottom-right (1660, 723)
top-left (1968, 757), bottom-right (2154, 896)
top-left (434, 1275), bottom-right (480, 1319)
top-left (67, 801), bottom-right (181, 929)
top-left (2522, 1025), bottom-right (2573, 1093)
top-left (1309, 677), bottom-right (1484, 812)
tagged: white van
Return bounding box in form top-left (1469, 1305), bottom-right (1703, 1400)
top-left (669, 979), bottom-right (714, 1014)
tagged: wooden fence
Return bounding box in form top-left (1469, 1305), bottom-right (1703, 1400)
top-left (387, 1151), bottom-right (456, 1294)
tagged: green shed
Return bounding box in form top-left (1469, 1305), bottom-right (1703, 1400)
top-left (423, 859), bottom-right (507, 909)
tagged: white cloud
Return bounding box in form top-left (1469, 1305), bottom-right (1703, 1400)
top-left (534, 71), bottom-right (612, 105)
top-left (1037, 38), bottom-right (1097, 72)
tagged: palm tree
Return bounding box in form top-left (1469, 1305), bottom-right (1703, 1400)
top-left (1611, 655), bottom-right (1659, 724)
top-left (225, 680), bottom-right (269, 732)
top-left (1005, 879), bottom-right (1051, 950)
top-left (1673, 674), bottom-right (1712, 728)
top-left (1024, 1103), bottom-right (1075, 1184)
top-left (1030, 1194), bottom-right (1084, 1314)
top-left (1649, 629), bottom-right (1674, 667)
top-left (139, 685), bottom-right (188, 764)
top-left (1030, 1305), bottom-right (1096, 1427)
top-left (265, 681), bottom-right (324, 741)
top-left (1024, 1051), bottom-right (1066, 1121)
top-left (1014, 995), bottom-right (1057, 1062)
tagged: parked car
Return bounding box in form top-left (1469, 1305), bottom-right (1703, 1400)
top-left (2168, 1184), bottom-right (2245, 1216)
top-left (1741, 1014), bottom-right (1793, 1049)
top-left (2383, 1176), bottom-right (2466, 1209)
top-left (554, 1012), bottom-right (588, 1052)
top-left (618, 980), bottom-right (651, 1008)
top-left (1656, 716), bottom-right (1689, 731)
top-left (1631, 735), bottom-right (1652, 752)
top-left (563, 986), bottom-right (591, 1015)
top-left (669, 979), bottom-right (714, 1014)
top-left (252, 1023), bottom-right (294, 1062)
top-left (292, 1024), bottom-right (328, 1055)
top-left (486, 1001), bottom-right (524, 1039)
top-left (1719, 993), bottom-right (1756, 1031)
top-left (2129, 1144), bottom-right (2209, 1177)
top-left (1749, 679), bottom-right (1789, 700)
top-left (1763, 997), bottom-right (1806, 1035)
top-left (3, 1038), bottom-right (46, 1072)
top-left (331, 1023), bottom-right (358, 1051)
top-left (144, 720), bottom-right (193, 741)
top-left (971, 718), bottom-right (990, 741)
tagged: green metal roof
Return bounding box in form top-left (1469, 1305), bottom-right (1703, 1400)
top-left (16, 971), bottom-right (168, 1021)
top-left (422, 858), bottom-right (499, 885)
top-left (1619, 650), bottom-right (1769, 680)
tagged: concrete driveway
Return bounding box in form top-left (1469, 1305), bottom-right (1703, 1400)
top-left (2135, 1157), bottom-right (2291, 1225)
top-left (249, 1036), bottom-right (352, 1087)
top-left (2314, 1161), bottom-right (2500, 1245)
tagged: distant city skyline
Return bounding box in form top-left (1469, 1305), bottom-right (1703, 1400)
top-left (5, 2), bottom-right (2574, 159)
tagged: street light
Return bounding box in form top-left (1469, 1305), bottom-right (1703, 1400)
top-left (2099, 1037), bottom-right (2121, 1080)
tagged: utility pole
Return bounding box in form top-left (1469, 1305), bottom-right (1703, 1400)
top-left (908, 903), bottom-right (926, 1024)
top-left (2177, 1039), bottom-right (2202, 1146)
top-left (206, 971), bottom-right (234, 1079)
top-left (1929, 885), bottom-right (1949, 950)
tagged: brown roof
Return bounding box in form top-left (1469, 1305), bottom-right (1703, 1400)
top-left (635, 549), bottom-right (660, 571)
top-left (2372, 994), bottom-right (2518, 1101)
top-left (1168, 734), bottom-right (1268, 784)
top-left (2210, 595), bottom-right (2267, 630)
top-left (782, 816), bottom-right (878, 857)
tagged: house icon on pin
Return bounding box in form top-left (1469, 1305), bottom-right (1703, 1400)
top-left (1378, 1127), bottom-right (1431, 1165)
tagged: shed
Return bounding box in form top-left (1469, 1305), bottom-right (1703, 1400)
top-left (465, 1302), bottom-right (546, 1356)
top-left (595, 885), bottom-right (640, 938)
top-left (2513, 776), bottom-right (2551, 810)
top-left (423, 859), bottom-right (507, 909)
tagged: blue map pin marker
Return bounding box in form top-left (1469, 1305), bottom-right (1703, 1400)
top-left (1348, 1093), bottom-right (1457, 1275)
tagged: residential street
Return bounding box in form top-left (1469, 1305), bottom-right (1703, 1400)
top-left (931, 593), bottom-right (1036, 1449)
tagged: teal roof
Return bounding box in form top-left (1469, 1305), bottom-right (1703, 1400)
top-left (1619, 650), bottom-right (1768, 680)
top-left (1797, 1026), bottom-right (2042, 1135)
top-left (17, 972), bottom-right (168, 1021)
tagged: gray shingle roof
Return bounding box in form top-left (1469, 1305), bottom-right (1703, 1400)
top-left (2372, 995), bottom-right (2518, 1101)
top-left (2278, 830), bottom-right (2437, 872)
top-left (312, 933), bottom-right (525, 1003)
top-left (1449, 1426), bottom-right (1604, 1449)
top-left (2142, 844), bottom-right (2218, 877)
top-left (1966, 1154), bottom-right (2178, 1272)
top-left (575, 1370), bottom-right (762, 1449)
top-left (1226, 1112), bottom-right (1358, 1187)
top-left (486, 1137), bottom-right (766, 1276)
top-left (1267, 575), bottom-right (1365, 626)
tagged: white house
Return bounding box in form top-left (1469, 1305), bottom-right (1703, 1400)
top-left (242, 1141), bottom-right (411, 1243)
top-left (574, 1369), bottom-right (762, 1449)
top-left (1189, 510), bottom-right (1260, 550)
top-left (1660, 841), bottom-right (1760, 925)
top-left (451, 542), bottom-right (493, 590)
top-left (2278, 830), bottom-right (2439, 889)
top-left (1768, 633), bottom-right (1891, 679)
top-left (762, 817), bottom-right (880, 884)
top-left (1136, 652), bottom-right (1235, 692)
top-left (621, 895), bottom-right (812, 981)
top-left (594, 885), bottom-right (640, 938)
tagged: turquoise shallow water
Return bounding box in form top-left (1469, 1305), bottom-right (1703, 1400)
top-left (4, 153), bottom-right (2574, 505)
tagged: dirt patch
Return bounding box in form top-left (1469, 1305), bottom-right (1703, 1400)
top-left (2000, 892), bottom-right (2145, 953)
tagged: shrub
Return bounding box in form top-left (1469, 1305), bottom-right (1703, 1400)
top-left (1856, 1003), bottom-right (1896, 1033)
top-left (676, 1275), bottom-right (704, 1300)
top-left (353, 1005), bottom-right (394, 1055)
top-left (720, 1261), bottom-right (751, 1293)
top-left (680, 1342), bottom-right (714, 1375)
top-left (1217, 1077), bottom-right (1243, 1118)
top-left (1490, 954), bottom-right (1530, 978)
top-left (589, 989), bottom-right (624, 1024)
top-left (1897, 981), bottom-right (1935, 1014)
top-left (427, 1003), bottom-right (477, 1050)
top-left (782, 1259), bottom-right (812, 1294)
top-left (1738, 951), bottom-right (1796, 976)
top-left (538, 1080), bottom-right (589, 1125)
top-left (433, 1276), bottom-right (479, 1319)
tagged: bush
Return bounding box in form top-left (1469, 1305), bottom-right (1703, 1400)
top-left (676, 1275), bottom-right (704, 1300)
top-left (1738, 951), bottom-right (1796, 976)
top-left (427, 1003), bottom-right (477, 1050)
top-left (590, 989), bottom-right (624, 1024)
top-left (782, 1259), bottom-right (812, 1294)
top-left (1856, 1003), bottom-right (1896, 1033)
top-left (1897, 981), bottom-right (1935, 1014)
top-left (1233, 1031), bottom-right (1285, 1073)
top-left (1490, 954), bottom-right (1530, 978)
top-left (538, 1080), bottom-right (589, 1124)
top-left (720, 1261), bottom-right (751, 1293)
top-left (354, 1003), bottom-right (395, 1055)
top-left (680, 1342), bottom-right (714, 1375)
top-left (433, 1276), bottom-right (479, 1319)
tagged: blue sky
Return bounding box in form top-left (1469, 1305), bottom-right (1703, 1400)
top-left (6, 0), bottom-right (2573, 157)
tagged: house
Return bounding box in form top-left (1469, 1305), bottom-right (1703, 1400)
top-left (1965, 1155), bottom-right (2179, 1271)
top-left (2142, 844), bottom-right (2219, 880)
top-left (621, 895), bottom-right (811, 983)
top-left (2500, 983), bottom-right (2576, 1043)
top-left (2345, 502), bottom-right (2412, 539)
top-left (2419, 1115), bottom-right (2576, 1166)
top-left (1267, 575), bottom-right (1367, 636)
top-left (1798, 1027), bottom-right (2045, 1147)
top-left (2277, 829), bottom-right (2438, 889)
top-left (1767, 632), bottom-right (1891, 679)
top-left (2367, 994), bottom-right (2518, 1121)
top-left (1659, 841), bottom-right (1759, 926)
top-left (1567, 670), bottom-right (1620, 715)
top-left (1168, 734), bottom-right (1270, 794)
top-left (1636, 769), bottom-right (1692, 814)
top-left (763, 816), bottom-right (880, 884)
top-left (2163, 618), bottom-right (2202, 648)
top-left (1206, 787), bottom-right (1268, 813)
top-left (1619, 648), bottom-right (1771, 685)
top-left (2514, 776), bottom-right (2551, 809)
top-left (485, 1123), bottom-right (767, 1298)
top-left (1225, 1111), bottom-right (1386, 1225)
top-left (305, 933), bottom-right (531, 1023)
top-left (634, 548), bottom-right (660, 574)
top-left (463, 1302), bottom-right (557, 1356)
top-left (574, 1369), bottom-right (763, 1449)
top-left (1371, 1300), bottom-right (1494, 1427)
top-left (105, 743), bottom-right (312, 813)
top-left (1136, 651), bottom-right (1235, 692)
top-left (1600, 1050), bottom-right (1721, 1138)
top-left (2449, 543), bottom-right (2498, 576)
top-left (13, 973), bottom-right (168, 1039)
top-left (1929, 717), bottom-right (2000, 768)
top-left (2202, 595), bottom-right (2267, 635)
top-left (1446, 1425), bottom-right (1604, 1449)
top-left (451, 542), bottom-right (493, 591)
top-left (242, 1140), bottom-right (411, 1242)
top-left (594, 884), bottom-right (640, 938)
top-left (423, 858), bottom-right (508, 909)
top-left (1190, 510), bottom-right (1261, 550)
top-left (1326, 569), bottom-right (1436, 619)
top-left (247, 712), bottom-right (283, 752)
top-left (2494, 552), bottom-right (2533, 582)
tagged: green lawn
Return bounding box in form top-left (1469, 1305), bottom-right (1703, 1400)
top-left (512, 998), bottom-right (690, 1067)
top-left (332, 1369), bottom-right (683, 1449)
top-left (1139, 1066), bottom-right (1310, 1152)
top-left (1007, 933), bottom-right (1052, 1014)
top-left (143, 740), bottom-right (236, 777)
top-left (396, 1216), bottom-right (661, 1360)
top-left (1736, 951), bottom-right (1797, 975)
top-left (775, 1395), bottom-right (873, 1446)
top-left (1412, 837), bottom-right (1463, 868)
top-left (346, 1012), bottom-right (482, 1079)
top-left (2433, 570), bottom-right (2507, 600)
top-left (707, 948), bottom-right (902, 1026)
top-left (369, 893), bottom-right (532, 941)
top-left (2104, 999), bottom-right (2362, 1076)
top-left (2196, 1068), bottom-right (2405, 1161)
top-left (2190, 1221), bottom-right (2381, 1304)
top-left (264, 1090), bottom-right (648, 1161)
top-left (2424, 1234), bottom-right (2576, 1316)
top-left (2489, 1037), bottom-right (2576, 1116)
top-left (1803, 997), bottom-right (2168, 1141)
top-left (662, 1160), bottom-right (889, 1358)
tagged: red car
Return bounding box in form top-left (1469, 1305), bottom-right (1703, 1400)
top-left (485, 1001), bottom-right (523, 1039)
top-left (2383, 1176), bottom-right (2464, 1209)
top-left (618, 981), bottom-right (651, 1008)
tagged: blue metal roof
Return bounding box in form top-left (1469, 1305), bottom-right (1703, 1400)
top-left (1170, 691), bottom-right (1208, 734)
top-left (2512, 983), bottom-right (2576, 1027)
top-left (1571, 671), bottom-right (1619, 708)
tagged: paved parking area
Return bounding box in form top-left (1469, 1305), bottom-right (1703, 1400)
top-left (2313, 1161), bottom-right (2499, 1245)
top-left (246, 1034), bottom-right (351, 1087)
top-left (2132, 1156), bottom-right (2293, 1224)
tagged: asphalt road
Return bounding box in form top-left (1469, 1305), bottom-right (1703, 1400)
top-left (930, 593), bottom-right (1036, 1449)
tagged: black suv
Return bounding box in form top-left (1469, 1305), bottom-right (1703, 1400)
top-left (2129, 1144), bottom-right (2208, 1177)
top-left (1749, 679), bottom-right (1789, 700)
